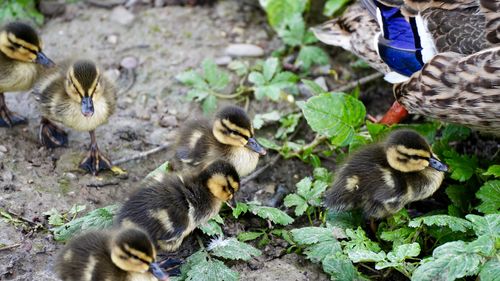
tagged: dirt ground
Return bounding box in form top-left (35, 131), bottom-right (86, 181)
top-left (0, 1), bottom-right (391, 280)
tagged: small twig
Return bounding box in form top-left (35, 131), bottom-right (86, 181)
top-left (86, 181), bottom-right (120, 188)
top-left (241, 153), bottom-right (281, 185)
top-left (332, 72), bottom-right (383, 93)
top-left (113, 142), bottom-right (170, 165)
top-left (0, 243), bottom-right (21, 252)
top-left (4, 210), bottom-right (38, 226)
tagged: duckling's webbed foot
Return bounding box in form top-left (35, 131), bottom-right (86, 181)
top-left (0, 93), bottom-right (26, 127)
top-left (79, 131), bottom-right (112, 175)
top-left (39, 118), bottom-right (68, 148)
top-left (158, 257), bottom-right (183, 276)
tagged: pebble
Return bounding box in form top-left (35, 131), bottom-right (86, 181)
top-left (38, 0), bottom-right (66, 17)
top-left (106, 34), bottom-right (119, 45)
top-left (0, 145), bottom-right (7, 153)
top-left (110, 6), bottom-right (135, 26)
top-left (3, 170), bottom-right (14, 181)
top-left (120, 56), bottom-right (139, 69)
top-left (159, 115), bottom-right (178, 128)
top-left (313, 76), bottom-right (328, 91)
top-left (214, 56), bottom-right (232, 66)
top-left (225, 44), bottom-right (264, 57)
top-left (63, 172), bottom-right (77, 181)
top-left (104, 68), bottom-right (120, 82)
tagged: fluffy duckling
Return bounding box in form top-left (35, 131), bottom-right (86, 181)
top-left (55, 227), bottom-right (169, 281)
top-left (171, 105), bottom-right (266, 177)
top-left (324, 129), bottom-right (448, 219)
top-left (35, 59), bottom-right (116, 175)
top-left (0, 21), bottom-right (54, 127)
top-left (116, 160), bottom-right (240, 251)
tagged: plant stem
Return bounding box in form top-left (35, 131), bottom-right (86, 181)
top-left (288, 135), bottom-right (328, 158)
top-left (209, 87), bottom-right (253, 99)
top-left (196, 235), bottom-right (212, 261)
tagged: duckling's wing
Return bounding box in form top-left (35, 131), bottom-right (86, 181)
top-left (394, 46), bottom-right (500, 135)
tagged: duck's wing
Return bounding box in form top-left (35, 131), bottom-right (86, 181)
top-left (480, 0), bottom-right (500, 45)
top-left (394, 46), bottom-right (500, 135)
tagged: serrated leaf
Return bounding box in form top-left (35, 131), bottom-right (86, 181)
top-left (322, 255), bottom-right (363, 281)
top-left (445, 184), bottom-right (470, 211)
top-left (326, 210), bottom-right (364, 230)
top-left (227, 60), bottom-right (249, 76)
top-left (272, 71), bottom-right (298, 84)
top-left (304, 240), bottom-right (342, 263)
top-left (232, 202), bottom-right (248, 218)
top-left (467, 235), bottom-right (495, 256)
top-left (483, 165), bottom-right (500, 177)
top-left (44, 208), bottom-right (64, 227)
top-left (199, 218), bottom-right (223, 237)
top-left (343, 227), bottom-right (381, 252)
top-left (68, 204), bottom-right (87, 216)
top-left (412, 241), bottom-right (482, 281)
top-left (479, 259), bottom-right (500, 281)
top-left (443, 150), bottom-right (478, 182)
top-left (253, 111), bottom-right (281, 129)
top-left (254, 84), bottom-right (282, 101)
top-left (440, 124), bottom-right (471, 142)
top-left (186, 257), bottom-right (238, 281)
top-left (291, 227), bottom-right (335, 245)
top-left (210, 238), bottom-right (261, 261)
top-left (278, 14), bottom-right (305, 46)
top-left (202, 59), bottom-right (230, 91)
top-left (306, 180), bottom-right (328, 205)
top-left (248, 205), bottom-right (294, 225)
top-left (380, 227), bottom-right (416, 246)
top-left (300, 92), bottom-right (366, 146)
top-left (176, 251), bottom-right (209, 281)
top-left (296, 177), bottom-right (312, 197)
top-left (202, 95), bottom-right (217, 115)
top-left (248, 71), bottom-right (266, 86)
top-left (295, 45), bottom-right (329, 70)
top-left (323, 0), bottom-right (351, 16)
top-left (263, 57), bottom-right (279, 82)
top-left (348, 249), bottom-right (386, 263)
top-left (237, 231), bottom-right (264, 242)
top-left (313, 167), bottom-right (333, 184)
top-left (176, 70), bottom-right (208, 89)
top-left (283, 194), bottom-right (308, 216)
top-left (302, 79), bottom-right (327, 95)
top-left (52, 205), bottom-right (118, 241)
top-left (261, 0), bottom-right (307, 31)
top-left (466, 214), bottom-right (500, 238)
top-left (409, 215), bottom-right (473, 233)
top-left (186, 89), bottom-right (209, 101)
top-left (475, 180), bottom-right (500, 214)
top-left (386, 243), bottom-right (420, 263)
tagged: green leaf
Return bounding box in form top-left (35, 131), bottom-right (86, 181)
top-left (348, 249), bottom-right (386, 263)
top-left (301, 79), bottom-right (327, 95)
top-left (248, 72), bottom-right (266, 86)
top-left (261, 0), bottom-right (307, 31)
top-left (295, 177), bottom-right (312, 197)
top-left (202, 59), bottom-right (230, 91)
top-left (253, 111), bottom-right (281, 129)
top-left (291, 227), bottom-right (336, 245)
top-left (304, 240), bottom-right (342, 262)
top-left (313, 167), bottom-right (333, 184)
top-left (440, 124), bottom-right (471, 142)
top-left (323, 0), bottom-right (351, 16)
top-left (52, 205), bottom-right (118, 241)
top-left (283, 194), bottom-right (308, 216)
top-left (386, 243), bottom-right (420, 263)
top-left (202, 95), bottom-right (217, 115)
top-left (256, 137), bottom-right (281, 150)
top-left (209, 238), bottom-right (261, 261)
top-left (322, 254), bottom-right (364, 281)
top-left (227, 60), bottom-right (249, 76)
top-left (176, 70), bottom-right (208, 89)
top-left (263, 57), bottom-right (279, 82)
top-left (366, 121), bottom-right (390, 141)
top-left (248, 204), bottom-right (294, 225)
top-left (483, 165), bottom-right (500, 177)
top-left (445, 184), bottom-right (470, 212)
top-left (279, 14), bottom-right (305, 46)
top-left (465, 214), bottom-right (500, 238)
top-left (43, 208), bottom-right (64, 227)
top-left (326, 210), bottom-right (364, 230)
top-left (186, 257), bottom-right (239, 281)
top-left (232, 202), bottom-right (249, 218)
top-left (254, 84), bottom-right (282, 101)
top-left (476, 180), bottom-right (500, 214)
top-left (68, 204), bottom-right (87, 216)
top-left (380, 227), bottom-right (416, 246)
top-left (443, 150), bottom-right (478, 182)
top-left (409, 215), bottom-right (473, 233)
top-left (412, 241), bottom-right (482, 281)
top-left (199, 218), bottom-right (223, 237)
top-left (467, 235), bottom-right (495, 256)
top-left (343, 227), bottom-right (381, 252)
top-left (479, 259), bottom-right (500, 281)
top-left (295, 45), bottom-right (329, 70)
top-left (300, 92), bottom-right (366, 146)
top-left (237, 231), bottom-right (264, 242)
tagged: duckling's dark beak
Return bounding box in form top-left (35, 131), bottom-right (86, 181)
top-left (81, 96), bottom-right (94, 117)
top-left (246, 137), bottom-right (266, 155)
top-left (149, 262), bottom-right (169, 281)
top-left (34, 52), bottom-right (55, 67)
top-left (429, 157), bottom-right (448, 172)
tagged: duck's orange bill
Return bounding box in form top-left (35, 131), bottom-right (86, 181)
top-left (379, 101), bottom-right (409, 125)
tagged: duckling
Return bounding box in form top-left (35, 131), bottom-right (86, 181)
top-left (35, 59), bottom-right (116, 175)
top-left (171, 105), bottom-right (266, 177)
top-left (324, 129), bottom-right (448, 219)
top-left (0, 21), bottom-right (54, 127)
top-left (116, 160), bottom-right (240, 251)
top-left (55, 227), bottom-right (169, 281)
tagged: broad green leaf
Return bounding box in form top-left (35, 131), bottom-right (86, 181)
top-left (237, 231), bottom-right (264, 242)
top-left (186, 89), bottom-right (209, 101)
top-left (248, 72), bottom-right (266, 86)
top-left (323, 0), bottom-right (351, 16)
top-left (295, 177), bottom-right (313, 197)
top-left (283, 194), bottom-right (308, 216)
top-left (380, 227), bottom-right (416, 246)
top-left (232, 202), bottom-right (249, 218)
top-left (409, 215), bottom-right (473, 233)
top-left (295, 45), bottom-right (329, 70)
top-left (326, 210), bottom-right (363, 230)
top-left (176, 70), bottom-right (208, 89)
top-left (343, 227), bottom-right (381, 252)
top-left (263, 57), bottom-right (279, 82)
top-left (412, 241), bottom-right (482, 281)
top-left (202, 59), bottom-right (230, 91)
top-left (279, 14), bottom-right (305, 46)
top-left (300, 92), bottom-right (366, 146)
top-left (476, 180), bottom-right (500, 214)
top-left (256, 137), bottom-right (281, 150)
top-left (248, 205), bottom-right (294, 225)
top-left (276, 113), bottom-right (301, 139)
top-left (291, 227), bottom-right (336, 245)
top-left (466, 214), bottom-right (500, 238)
top-left (202, 95), bottom-right (217, 114)
top-left (366, 121), bottom-right (390, 141)
top-left (445, 184), bottom-right (470, 212)
top-left (186, 258), bottom-right (238, 281)
top-left (479, 259), bottom-right (500, 281)
top-left (322, 254), bottom-right (364, 281)
top-left (313, 167), bottom-right (333, 184)
top-left (467, 235), bottom-right (495, 256)
top-left (209, 238), bottom-right (261, 261)
top-left (199, 219), bottom-right (223, 237)
top-left (253, 111), bottom-right (281, 129)
top-left (304, 240), bottom-right (342, 262)
top-left (254, 84), bottom-right (281, 101)
top-left (177, 251), bottom-right (209, 281)
top-left (306, 180), bottom-right (328, 206)
top-left (443, 150), bottom-right (478, 182)
top-left (261, 0), bottom-right (307, 31)
top-left (386, 243), bottom-right (420, 263)
top-left (301, 79), bottom-right (327, 95)
top-left (52, 205), bottom-right (118, 241)
top-left (483, 165), bottom-right (500, 177)
top-left (348, 249), bottom-right (386, 263)
top-left (227, 60), bottom-right (249, 76)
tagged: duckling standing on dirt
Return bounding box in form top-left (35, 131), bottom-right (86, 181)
top-left (55, 227), bottom-right (169, 281)
top-left (324, 129), bottom-right (448, 219)
top-left (171, 105), bottom-right (266, 177)
top-left (35, 59), bottom-right (116, 175)
top-left (0, 21), bottom-right (54, 127)
top-left (116, 160), bottom-right (240, 251)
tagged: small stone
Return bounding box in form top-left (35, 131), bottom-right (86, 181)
top-left (154, 0), bottom-right (166, 7)
top-left (313, 76), bottom-right (328, 91)
top-left (110, 6), bottom-right (135, 26)
top-left (107, 34), bottom-right (119, 45)
top-left (120, 56), bottom-right (139, 70)
top-left (214, 56), bottom-right (232, 66)
top-left (39, 0), bottom-right (66, 17)
top-left (64, 172), bottom-right (77, 181)
top-left (28, 179), bottom-right (34, 184)
top-left (0, 145), bottom-right (7, 153)
top-left (159, 115), bottom-right (178, 128)
top-left (104, 68), bottom-right (120, 82)
top-left (3, 170), bottom-right (14, 181)
top-left (225, 44), bottom-right (264, 57)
